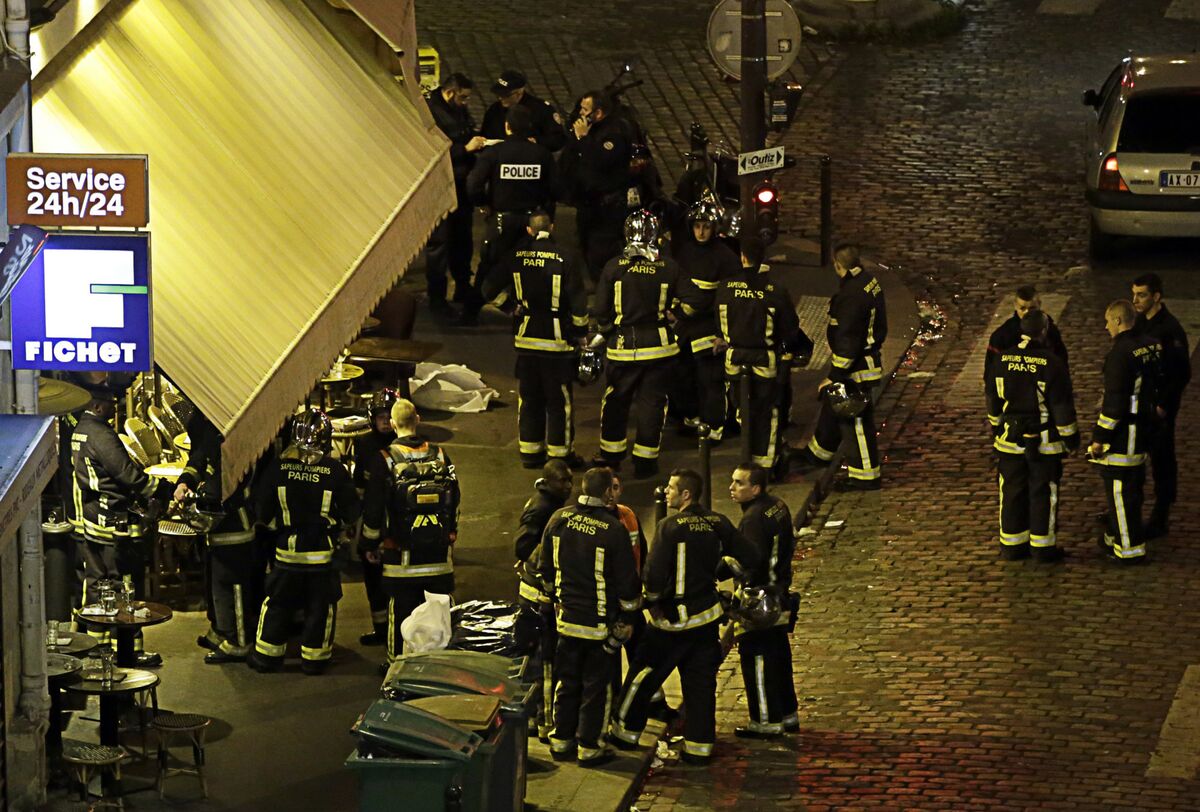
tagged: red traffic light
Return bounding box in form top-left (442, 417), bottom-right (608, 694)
top-left (755, 186), bottom-right (777, 204)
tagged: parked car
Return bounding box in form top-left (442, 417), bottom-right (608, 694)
top-left (1082, 53), bottom-right (1200, 258)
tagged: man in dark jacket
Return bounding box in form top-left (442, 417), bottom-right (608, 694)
top-left (1091, 300), bottom-right (1163, 564)
top-left (610, 469), bottom-right (758, 764)
top-left (986, 311), bottom-right (1079, 562)
top-left (729, 462), bottom-right (799, 738)
top-left (1132, 273), bottom-right (1191, 538)
top-left (482, 69), bottom-right (566, 152)
top-left (353, 389), bottom-right (399, 646)
top-left (559, 90), bottom-right (633, 280)
top-left (71, 387), bottom-right (164, 667)
top-left (250, 409), bottom-right (360, 675)
top-left (514, 460), bottom-right (574, 741)
top-left (424, 73), bottom-right (487, 313)
top-left (984, 285), bottom-right (1070, 382)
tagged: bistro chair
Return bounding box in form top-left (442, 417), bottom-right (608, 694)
top-left (152, 712), bottom-right (212, 800)
top-left (124, 417), bottom-right (161, 465)
top-left (119, 434), bottom-right (150, 468)
top-left (61, 740), bottom-right (128, 810)
top-left (148, 405), bottom-right (186, 461)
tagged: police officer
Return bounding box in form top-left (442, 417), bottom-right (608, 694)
top-left (715, 236), bottom-right (810, 472)
top-left (71, 387), bottom-right (164, 667)
top-left (250, 408), bottom-right (360, 675)
top-left (514, 460), bottom-right (574, 741)
top-left (794, 243), bottom-right (888, 489)
top-left (986, 311), bottom-right (1079, 562)
top-left (1131, 273), bottom-right (1191, 538)
top-left (360, 398), bottom-right (461, 664)
top-left (425, 73), bottom-right (488, 314)
top-left (560, 90), bottom-right (633, 281)
top-left (728, 462), bottom-right (799, 738)
top-left (538, 467), bottom-right (641, 766)
top-left (1091, 301), bottom-right (1163, 564)
top-left (354, 389), bottom-right (399, 646)
top-left (482, 69), bottom-right (566, 152)
top-left (175, 412), bottom-right (261, 664)
top-left (610, 469), bottom-right (758, 764)
top-left (984, 284), bottom-right (1070, 382)
top-left (464, 105), bottom-right (558, 325)
top-left (592, 210), bottom-right (681, 478)
top-left (673, 201), bottom-right (741, 441)
top-left (483, 211), bottom-right (588, 468)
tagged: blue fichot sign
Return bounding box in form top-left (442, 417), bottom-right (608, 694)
top-left (10, 232), bottom-right (152, 372)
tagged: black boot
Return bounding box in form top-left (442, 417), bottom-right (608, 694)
top-left (1145, 504), bottom-right (1170, 540)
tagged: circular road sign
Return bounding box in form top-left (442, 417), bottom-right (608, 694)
top-left (707, 0), bottom-right (803, 81)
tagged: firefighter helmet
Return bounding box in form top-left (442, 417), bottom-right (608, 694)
top-left (820, 380), bottom-right (870, 419)
top-left (368, 387), bottom-right (400, 418)
top-left (622, 209), bottom-right (660, 259)
top-left (577, 345), bottom-right (604, 385)
top-left (291, 407), bottom-right (333, 460)
top-left (688, 200), bottom-right (724, 225)
top-left (733, 586), bottom-right (781, 631)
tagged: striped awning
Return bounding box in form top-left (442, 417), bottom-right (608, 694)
top-left (31, 0), bottom-right (454, 496)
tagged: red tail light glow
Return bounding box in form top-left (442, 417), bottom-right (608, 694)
top-left (1098, 153), bottom-right (1129, 193)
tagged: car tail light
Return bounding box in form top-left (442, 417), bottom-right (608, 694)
top-left (1098, 154), bottom-right (1130, 192)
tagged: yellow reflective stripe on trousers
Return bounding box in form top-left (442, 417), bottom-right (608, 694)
top-left (606, 344), bottom-right (678, 362)
top-left (301, 604), bottom-right (335, 661)
top-left (515, 335), bottom-right (572, 352)
top-left (649, 600), bottom-right (724, 631)
top-left (255, 596), bottom-right (285, 657)
top-left (383, 560), bottom-right (454, 578)
top-left (683, 740), bottom-right (713, 757)
top-left (556, 618), bottom-right (607, 639)
top-left (276, 549), bottom-right (334, 565)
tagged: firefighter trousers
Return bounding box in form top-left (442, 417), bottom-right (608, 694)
top-left (207, 541), bottom-right (263, 656)
top-left (424, 201), bottom-right (474, 304)
top-left (551, 635), bottom-right (617, 760)
top-left (599, 359), bottom-right (673, 463)
top-left (997, 452), bottom-right (1063, 556)
top-left (516, 353), bottom-right (576, 463)
top-left (384, 575), bottom-right (454, 664)
top-left (729, 371), bottom-right (781, 468)
top-left (809, 395), bottom-right (881, 482)
top-left (674, 343), bottom-right (726, 436)
top-left (737, 627), bottom-right (798, 733)
top-left (1148, 411), bottom-right (1178, 506)
top-left (611, 623), bottom-right (723, 761)
top-left (1098, 464), bottom-right (1146, 561)
top-left (536, 604), bottom-right (558, 738)
top-left (254, 565), bottom-right (340, 665)
top-left (360, 550), bottom-right (388, 636)
top-left (468, 211), bottom-right (528, 315)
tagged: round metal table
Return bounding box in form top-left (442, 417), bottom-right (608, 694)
top-left (48, 630), bottom-right (99, 659)
top-left (75, 602), bottom-right (173, 668)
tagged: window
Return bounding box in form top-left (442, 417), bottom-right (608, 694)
top-left (1117, 91), bottom-right (1200, 153)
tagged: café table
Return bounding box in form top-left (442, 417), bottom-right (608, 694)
top-left (48, 629), bottom-right (99, 659)
top-left (75, 602), bottom-right (173, 668)
top-left (63, 667), bottom-right (160, 748)
top-left (46, 652), bottom-right (83, 755)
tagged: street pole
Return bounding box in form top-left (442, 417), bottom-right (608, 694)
top-left (739, 0), bottom-right (767, 227)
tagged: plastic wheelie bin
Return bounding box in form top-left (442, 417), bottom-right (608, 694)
top-left (382, 651), bottom-right (535, 812)
top-left (347, 698), bottom-right (490, 812)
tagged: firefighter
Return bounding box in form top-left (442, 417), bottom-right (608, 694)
top-left (514, 460), bottom-right (575, 741)
top-left (792, 243), bottom-right (888, 489)
top-left (481, 69), bottom-right (566, 152)
top-left (985, 311), bottom-right (1079, 562)
top-left (673, 201), bottom-right (741, 441)
top-left (1091, 300), bottom-right (1163, 564)
top-left (610, 469), bottom-right (759, 764)
top-left (483, 211), bottom-right (589, 468)
top-left (71, 386), bottom-right (164, 667)
top-left (360, 398), bottom-right (461, 664)
top-left (608, 469), bottom-right (648, 703)
top-left (984, 284), bottom-right (1070, 382)
top-left (715, 235), bottom-right (810, 472)
top-left (249, 408), bottom-right (360, 675)
top-left (1131, 273), bottom-right (1191, 538)
top-left (354, 389), bottom-right (399, 646)
top-left (538, 467), bottom-right (641, 766)
top-left (560, 90), bottom-right (633, 281)
top-left (592, 210), bottom-right (681, 478)
top-left (728, 462), bottom-right (799, 737)
top-left (463, 105), bottom-right (558, 325)
top-left (175, 411), bottom-right (261, 664)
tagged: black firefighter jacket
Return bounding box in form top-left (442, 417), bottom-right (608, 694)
top-left (71, 410), bottom-right (160, 543)
top-left (538, 496), bottom-right (642, 640)
top-left (828, 267), bottom-right (888, 385)
top-left (256, 449), bottom-right (359, 569)
top-left (986, 336), bottom-right (1079, 457)
top-left (515, 479), bottom-right (570, 605)
top-left (714, 265), bottom-right (807, 378)
top-left (1092, 331), bottom-right (1164, 468)
top-left (484, 234), bottom-right (589, 354)
top-left (177, 414), bottom-right (256, 546)
top-left (674, 236), bottom-right (741, 354)
top-left (593, 252), bottom-right (681, 363)
top-left (644, 504), bottom-right (759, 632)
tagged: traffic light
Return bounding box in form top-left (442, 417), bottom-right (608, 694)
top-left (752, 179), bottom-right (779, 245)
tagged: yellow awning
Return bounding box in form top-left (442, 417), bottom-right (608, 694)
top-left (31, 0), bottom-right (455, 496)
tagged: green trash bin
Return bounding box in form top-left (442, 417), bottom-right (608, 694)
top-left (347, 698), bottom-right (487, 812)
top-left (383, 652), bottom-right (535, 812)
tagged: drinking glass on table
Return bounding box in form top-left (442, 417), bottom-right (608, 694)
top-left (99, 583), bottom-right (117, 615)
top-left (46, 619), bottom-right (59, 648)
top-left (100, 648), bottom-right (114, 687)
top-left (121, 581), bottom-right (135, 613)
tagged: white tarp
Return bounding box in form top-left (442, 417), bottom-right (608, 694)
top-left (409, 363), bottom-right (499, 413)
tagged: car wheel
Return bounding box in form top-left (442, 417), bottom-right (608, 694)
top-left (1088, 217), bottom-right (1118, 262)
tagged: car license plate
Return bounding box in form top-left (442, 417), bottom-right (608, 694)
top-left (1160, 171), bottom-right (1200, 189)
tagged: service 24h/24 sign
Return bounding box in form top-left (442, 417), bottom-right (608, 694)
top-left (7, 154), bottom-right (149, 228)
top-left (10, 232), bottom-right (153, 372)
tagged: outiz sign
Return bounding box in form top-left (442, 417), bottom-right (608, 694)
top-left (10, 232), bottom-right (152, 372)
top-left (737, 145), bottom-right (785, 175)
